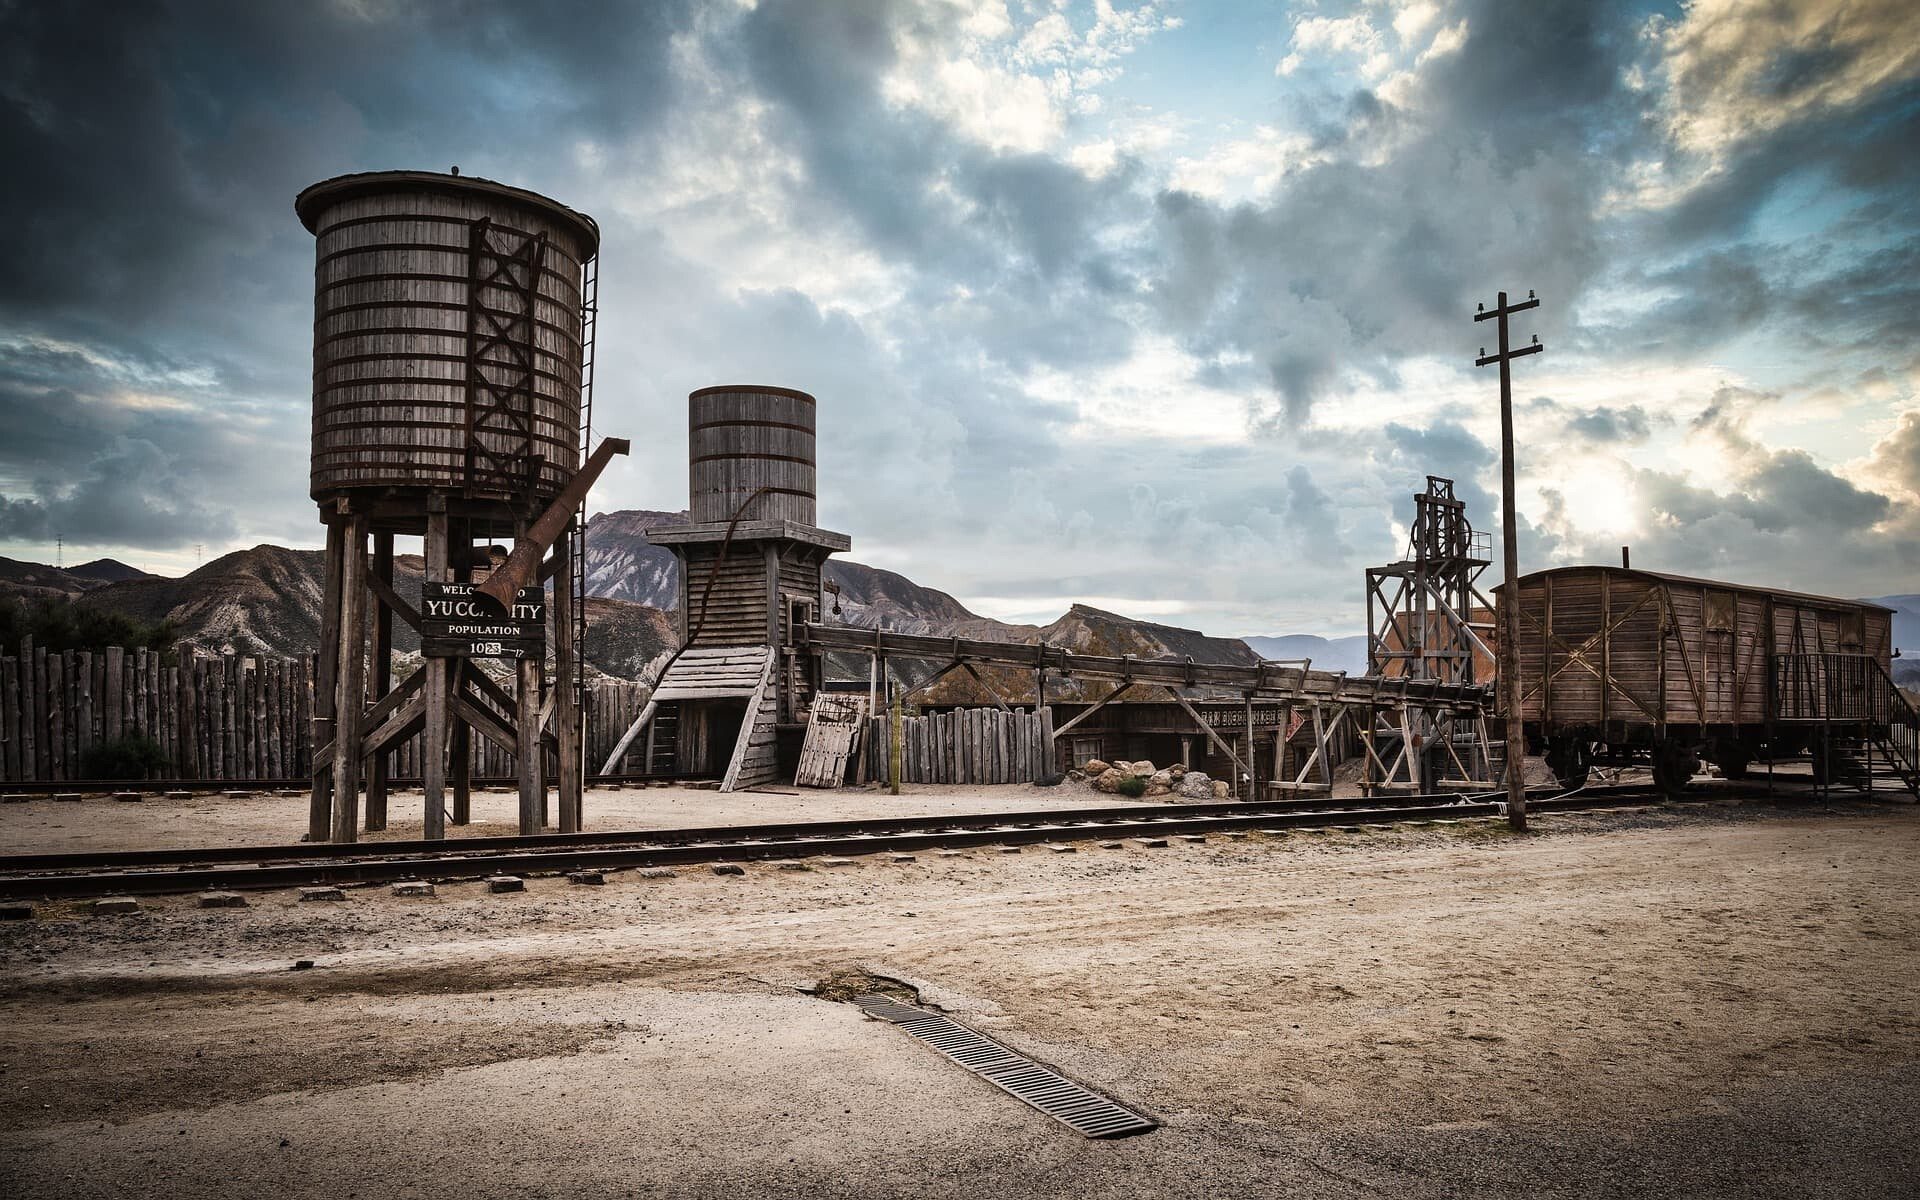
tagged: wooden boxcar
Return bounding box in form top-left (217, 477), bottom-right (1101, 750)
top-left (1494, 566), bottom-right (1896, 789)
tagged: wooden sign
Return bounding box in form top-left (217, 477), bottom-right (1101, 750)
top-left (420, 582), bottom-right (545, 660)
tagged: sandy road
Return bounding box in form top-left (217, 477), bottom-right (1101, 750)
top-left (1, 800), bottom-right (1916, 1198)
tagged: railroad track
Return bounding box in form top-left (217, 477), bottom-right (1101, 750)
top-left (0, 784), bottom-right (1701, 900)
top-left (0, 772), bottom-right (706, 797)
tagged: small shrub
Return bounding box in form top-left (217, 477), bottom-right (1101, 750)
top-left (1116, 774), bottom-right (1148, 798)
top-left (80, 735), bottom-right (169, 780)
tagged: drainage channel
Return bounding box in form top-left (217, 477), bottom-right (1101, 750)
top-left (852, 995), bottom-right (1155, 1139)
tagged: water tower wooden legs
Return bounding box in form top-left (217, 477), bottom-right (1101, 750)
top-left (307, 505), bottom-right (584, 844)
top-left (420, 507), bottom-right (450, 842)
top-left (365, 531), bottom-right (394, 832)
top-left (554, 536), bottom-right (582, 834)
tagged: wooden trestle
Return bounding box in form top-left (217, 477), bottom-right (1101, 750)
top-left (798, 624), bottom-right (1495, 798)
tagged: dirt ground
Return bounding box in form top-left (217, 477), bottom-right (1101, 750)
top-left (1, 795), bottom-right (1916, 1198)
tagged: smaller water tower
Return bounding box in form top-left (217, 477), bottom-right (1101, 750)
top-left (296, 170), bottom-right (626, 842)
top-left (613, 386), bottom-right (849, 789)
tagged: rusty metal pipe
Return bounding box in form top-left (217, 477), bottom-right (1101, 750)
top-left (477, 437), bottom-right (630, 615)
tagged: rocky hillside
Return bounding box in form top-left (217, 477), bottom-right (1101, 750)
top-left (581, 508), bottom-right (1008, 636)
top-left (61, 545), bottom-right (673, 679)
top-left (0, 555), bottom-right (153, 600)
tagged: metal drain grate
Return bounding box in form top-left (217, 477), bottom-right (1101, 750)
top-left (852, 995), bottom-right (1156, 1138)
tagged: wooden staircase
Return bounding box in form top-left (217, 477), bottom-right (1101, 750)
top-left (1772, 653), bottom-right (1919, 800)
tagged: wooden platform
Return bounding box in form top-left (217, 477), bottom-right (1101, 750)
top-left (652, 647), bottom-right (773, 702)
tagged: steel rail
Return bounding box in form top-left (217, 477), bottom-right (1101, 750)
top-left (0, 784), bottom-right (1669, 874)
top-left (0, 787), bottom-right (1688, 900)
top-left (0, 772), bottom-right (707, 797)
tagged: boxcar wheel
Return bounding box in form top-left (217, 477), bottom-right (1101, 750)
top-left (1653, 740), bottom-right (1698, 796)
top-left (1546, 736), bottom-right (1592, 789)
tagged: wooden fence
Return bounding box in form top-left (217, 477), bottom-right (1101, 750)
top-left (0, 638), bottom-right (650, 783)
top-left (863, 705), bottom-right (1057, 785)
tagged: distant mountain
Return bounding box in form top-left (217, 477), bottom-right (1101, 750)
top-left (581, 508), bottom-right (1014, 636)
top-left (0, 555), bottom-right (153, 600)
top-left (1241, 633), bottom-right (1369, 675)
top-left (59, 545), bottom-right (672, 679)
top-left (66, 558), bottom-right (153, 583)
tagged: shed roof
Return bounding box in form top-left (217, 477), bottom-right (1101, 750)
top-left (1493, 565), bottom-right (1892, 612)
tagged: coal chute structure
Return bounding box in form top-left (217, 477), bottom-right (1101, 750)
top-left (600, 385), bottom-right (850, 791)
top-left (295, 170), bottom-right (625, 846)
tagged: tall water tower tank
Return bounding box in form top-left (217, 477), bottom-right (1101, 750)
top-left (688, 385), bottom-right (817, 525)
top-left (295, 171), bottom-right (600, 504)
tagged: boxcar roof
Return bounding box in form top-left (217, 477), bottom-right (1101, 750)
top-left (1495, 565), bottom-right (1893, 612)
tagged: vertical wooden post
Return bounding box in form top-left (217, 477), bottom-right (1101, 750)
top-left (422, 505), bottom-right (450, 840)
top-left (365, 530), bottom-right (394, 832)
top-left (20, 636), bottom-right (37, 781)
top-left (330, 512), bottom-right (369, 843)
top-left (451, 522), bottom-right (473, 824)
top-left (309, 518), bottom-right (345, 841)
top-left (516, 653), bottom-right (543, 835)
top-left (889, 684), bottom-right (903, 796)
top-left (555, 534), bottom-right (582, 833)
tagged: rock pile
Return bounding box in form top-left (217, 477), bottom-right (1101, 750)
top-left (1070, 758), bottom-right (1230, 800)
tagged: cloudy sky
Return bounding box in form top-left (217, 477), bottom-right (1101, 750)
top-left (2, 0), bottom-right (1916, 637)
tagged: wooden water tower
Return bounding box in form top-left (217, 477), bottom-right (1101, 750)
top-left (612, 386), bottom-right (849, 789)
top-left (296, 169), bottom-right (626, 842)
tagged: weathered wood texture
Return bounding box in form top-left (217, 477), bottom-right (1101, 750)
top-left (304, 180), bottom-right (591, 502)
top-left (688, 386), bottom-right (816, 526)
top-left (719, 656), bottom-right (781, 792)
top-left (0, 641), bottom-right (647, 784)
top-left (862, 706), bottom-right (1054, 785)
top-left (1503, 566), bottom-right (1896, 731)
top-left (795, 693), bottom-right (868, 787)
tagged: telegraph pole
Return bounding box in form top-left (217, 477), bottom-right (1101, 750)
top-left (1475, 290), bottom-right (1542, 832)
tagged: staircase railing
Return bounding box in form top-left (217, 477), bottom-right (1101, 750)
top-left (1771, 653), bottom-right (1919, 794)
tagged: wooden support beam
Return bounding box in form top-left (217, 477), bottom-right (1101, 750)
top-left (1163, 686), bottom-right (1245, 781)
top-left (962, 663), bottom-right (1014, 713)
top-left (1052, 679), bottom-right (1135, 740)
top-left (329, 513), bottom-right (369, 844)
top-left (365, 531), bottom-right (394, 833)
top-left (422, 507), bottom-right (450, 840)
top-left (555, 537), bottom-right (582, 833)
top-left (308, 518), bottom-right (344, 843)
top-left (516, 654), bottom-right (542, 835)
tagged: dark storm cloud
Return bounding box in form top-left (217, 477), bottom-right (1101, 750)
top-left (0, 0), bottom-right (698, 551)
top-left (734, 0), bottom-right (1143, 368)
top-left (1148, 0), bottom-right (1646, 428)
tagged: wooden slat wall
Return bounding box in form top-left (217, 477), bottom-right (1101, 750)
top-left (682, 544), bottom-right (769, 648)
top-left (0, 641), bottom-right (651, 784)
top-left (862, 706), bottom-right (1054, 785)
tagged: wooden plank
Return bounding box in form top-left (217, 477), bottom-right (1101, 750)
top-left (331, 514), bottom-right (369, 842)
top-left (108, 647), bottom-right (127, 743)
top-left (365, 531), bottom-right (394, 833)
top-left (517, 654), bottom-right (543, 834)
top-left (1, 655), bottom-right (17, 782)
top-left (21, 638), bottom-right (37, 781)
top-left (311, 518), bottom-right (345, 839)
top-left (48, 650), bottom-right (66, 781)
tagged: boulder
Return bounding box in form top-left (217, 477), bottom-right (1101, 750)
top-left (1167, 763), bottom-right (1188, 779)
top-left (1092, 768), bottom-right (1127, 794)
top-left (1211, 780), bottom-right (1232, 799)
top-left (1129, 760), bottom-right (1157, 777)
top-left (1145, 783), bottom-right (1172, 796)
top-left (1178, 772), bottom-right (1213, 800)
top-left (1082, 759), bottom-right (1111, 776)
top-left (1148, 769), bottom-right (1174, 787)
